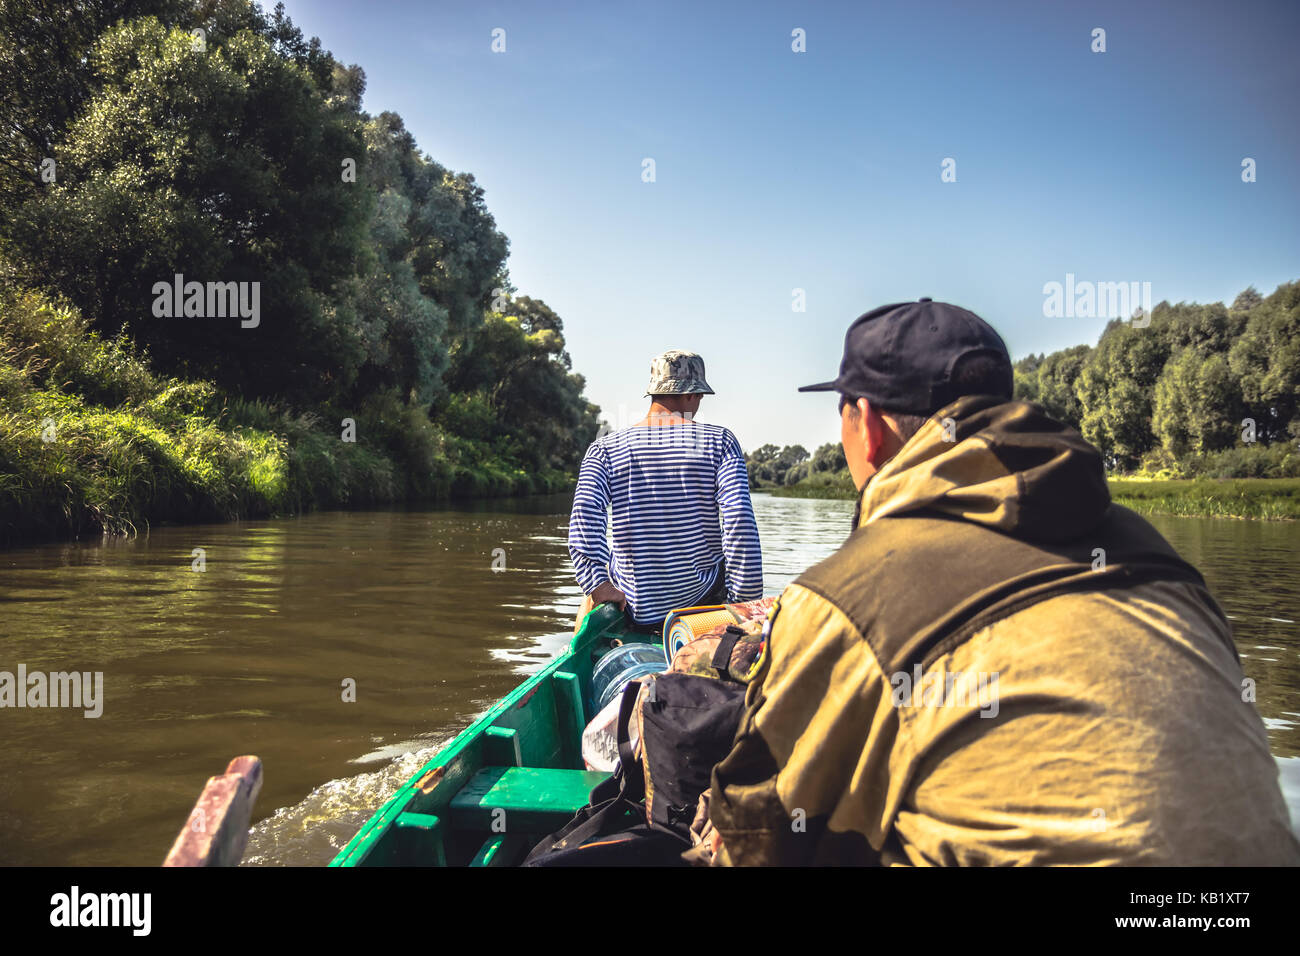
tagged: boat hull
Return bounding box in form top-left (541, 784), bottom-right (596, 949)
top-left (330, 603), bottom-right (647, 867)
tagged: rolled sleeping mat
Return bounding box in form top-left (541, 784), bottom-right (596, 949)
top-left (663, 605), bottom-right (744, 662)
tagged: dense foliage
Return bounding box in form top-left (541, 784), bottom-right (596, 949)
top-left (745, 441), bottom-right (845, 489)
top-left (768, 284), bottom-right (1300, 507)
top-left (0, 0), bottom-right (599, 543)
top-left (1014, 283), bottom-right (1300, 476)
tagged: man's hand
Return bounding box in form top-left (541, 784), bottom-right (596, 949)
top-left (573, 581), bottom-right (628, 634)
top-left (589, 581), bottom-right (628, 611)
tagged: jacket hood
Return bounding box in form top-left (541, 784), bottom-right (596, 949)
top-left (854, 395), bottom-right (1110, 543)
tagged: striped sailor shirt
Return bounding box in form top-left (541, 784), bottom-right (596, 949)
top-left (568, 421), bottom-right (764, 626)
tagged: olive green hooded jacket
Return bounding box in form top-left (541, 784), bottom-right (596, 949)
top-left (708, 396), bottom-right (1300, 865)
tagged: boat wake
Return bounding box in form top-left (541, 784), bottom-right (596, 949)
top-left (241, 631), bottom-right (577, 865)
top-left (240, 734), bottom-right (460, 866)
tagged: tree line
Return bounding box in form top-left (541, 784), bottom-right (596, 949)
top-left (750, 282), bottom-right (1299, 491)
top-left (746, 441), bottom-right (846, 488)
top-left (1, 0), bottom-right (600, 542)
top-left (1015, 283), bottom-right (1299, 476)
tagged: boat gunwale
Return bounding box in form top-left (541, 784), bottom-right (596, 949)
top-left (329, 604), bottom-right (636, 866)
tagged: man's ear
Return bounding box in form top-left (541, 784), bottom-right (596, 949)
top-left (859, 398), bottom-right (884, 465)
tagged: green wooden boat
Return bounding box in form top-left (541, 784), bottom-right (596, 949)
top-left (330, 602), bottom-right (656, 867)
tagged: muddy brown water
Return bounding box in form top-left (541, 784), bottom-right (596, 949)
top-left (0, 494), bottom-right (1296, 865)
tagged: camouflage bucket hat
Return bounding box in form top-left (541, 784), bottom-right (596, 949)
top-left (645, 349), bottom-right (715, 396)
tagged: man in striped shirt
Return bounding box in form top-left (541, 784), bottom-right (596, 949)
top-left (568, 349), bottom-right (763, 633)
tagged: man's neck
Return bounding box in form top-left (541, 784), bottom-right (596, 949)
top-left (641, 402), bottom-right (694, 425)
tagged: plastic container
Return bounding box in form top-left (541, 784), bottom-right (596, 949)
top-left (581, 690), bottom-right (642, 772)
top-left (589, 642), bottom-right (668, 712)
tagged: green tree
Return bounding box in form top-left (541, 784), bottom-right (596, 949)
top-left (1013, 353), bottom-right (1042, 404)
top-left (1076, 311), bottom-right (1172, 468)
top-left (744, 443), bottom-right (808, 486)
top-left (1229, 282), bottom-right (1300, 444)
top-left (3, 14), bottom-right (372, 399)
top-left (440, 299), bottom-right (598, 475)
top-left (0, 0), bottom-right (190, 210)
top-left (1231, 286), bottom-right (1263, 313)
top-left (775, 444), bottom-right (810, 475)
top-left (0, 0), bottom-right (602, 510)
top-left (1029, 283), bottom-right (1296, 472)
top-left (811, 441), bottom-right (847, 473)
top-left (1034, 345), bottom-right (1091, 431)
top-left (1152, 349), bottom-right (1245, 456)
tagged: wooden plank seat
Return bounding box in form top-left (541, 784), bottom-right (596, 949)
top-left (449, 766), bottom-right (609, 833)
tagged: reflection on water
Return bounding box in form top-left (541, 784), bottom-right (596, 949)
top-left (0, 493), bottom-right (1296, 865)
top-left (0, 498), bottom-right (585, 866)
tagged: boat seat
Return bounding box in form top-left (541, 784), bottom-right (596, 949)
top-left (449, 766), bottom-right (609, 832)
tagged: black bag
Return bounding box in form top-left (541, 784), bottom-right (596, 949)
top-left (522, 681), bottom-right (669, 865)
top-left (523, 633), bottom-right (750, 865)
top-left (638, 669), bottom-right (748, 841)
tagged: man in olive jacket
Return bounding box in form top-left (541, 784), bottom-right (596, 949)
top-left (705, 298), bottom-right (1300, 866)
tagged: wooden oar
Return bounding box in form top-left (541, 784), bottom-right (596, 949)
top-left (162, 755), bottom-right (263, 867)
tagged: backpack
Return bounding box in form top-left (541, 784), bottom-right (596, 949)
top-left (522, 623), bottom-right (764, 865)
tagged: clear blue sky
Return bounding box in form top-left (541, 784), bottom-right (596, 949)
top-left (287, 0), bottom-right (1298, 452)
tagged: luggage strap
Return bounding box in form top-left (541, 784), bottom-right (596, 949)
top-left (710, 626), bottom-right (744, 679)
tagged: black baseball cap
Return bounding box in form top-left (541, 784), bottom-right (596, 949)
top-left (798, 298), bottom-right (1013, 417)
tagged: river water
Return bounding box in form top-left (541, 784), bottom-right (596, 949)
top-left (0, 493), bottom-right (1296, 865)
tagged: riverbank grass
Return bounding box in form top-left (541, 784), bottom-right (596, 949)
top-left (0, 289), bottom-right (572, 546)
top-left (1108, 478), bottom-right (1300, 520)
top-left (765, 472), bottom-right (857, 499)
top-left (773, 469), bottom-right (1300, 519)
